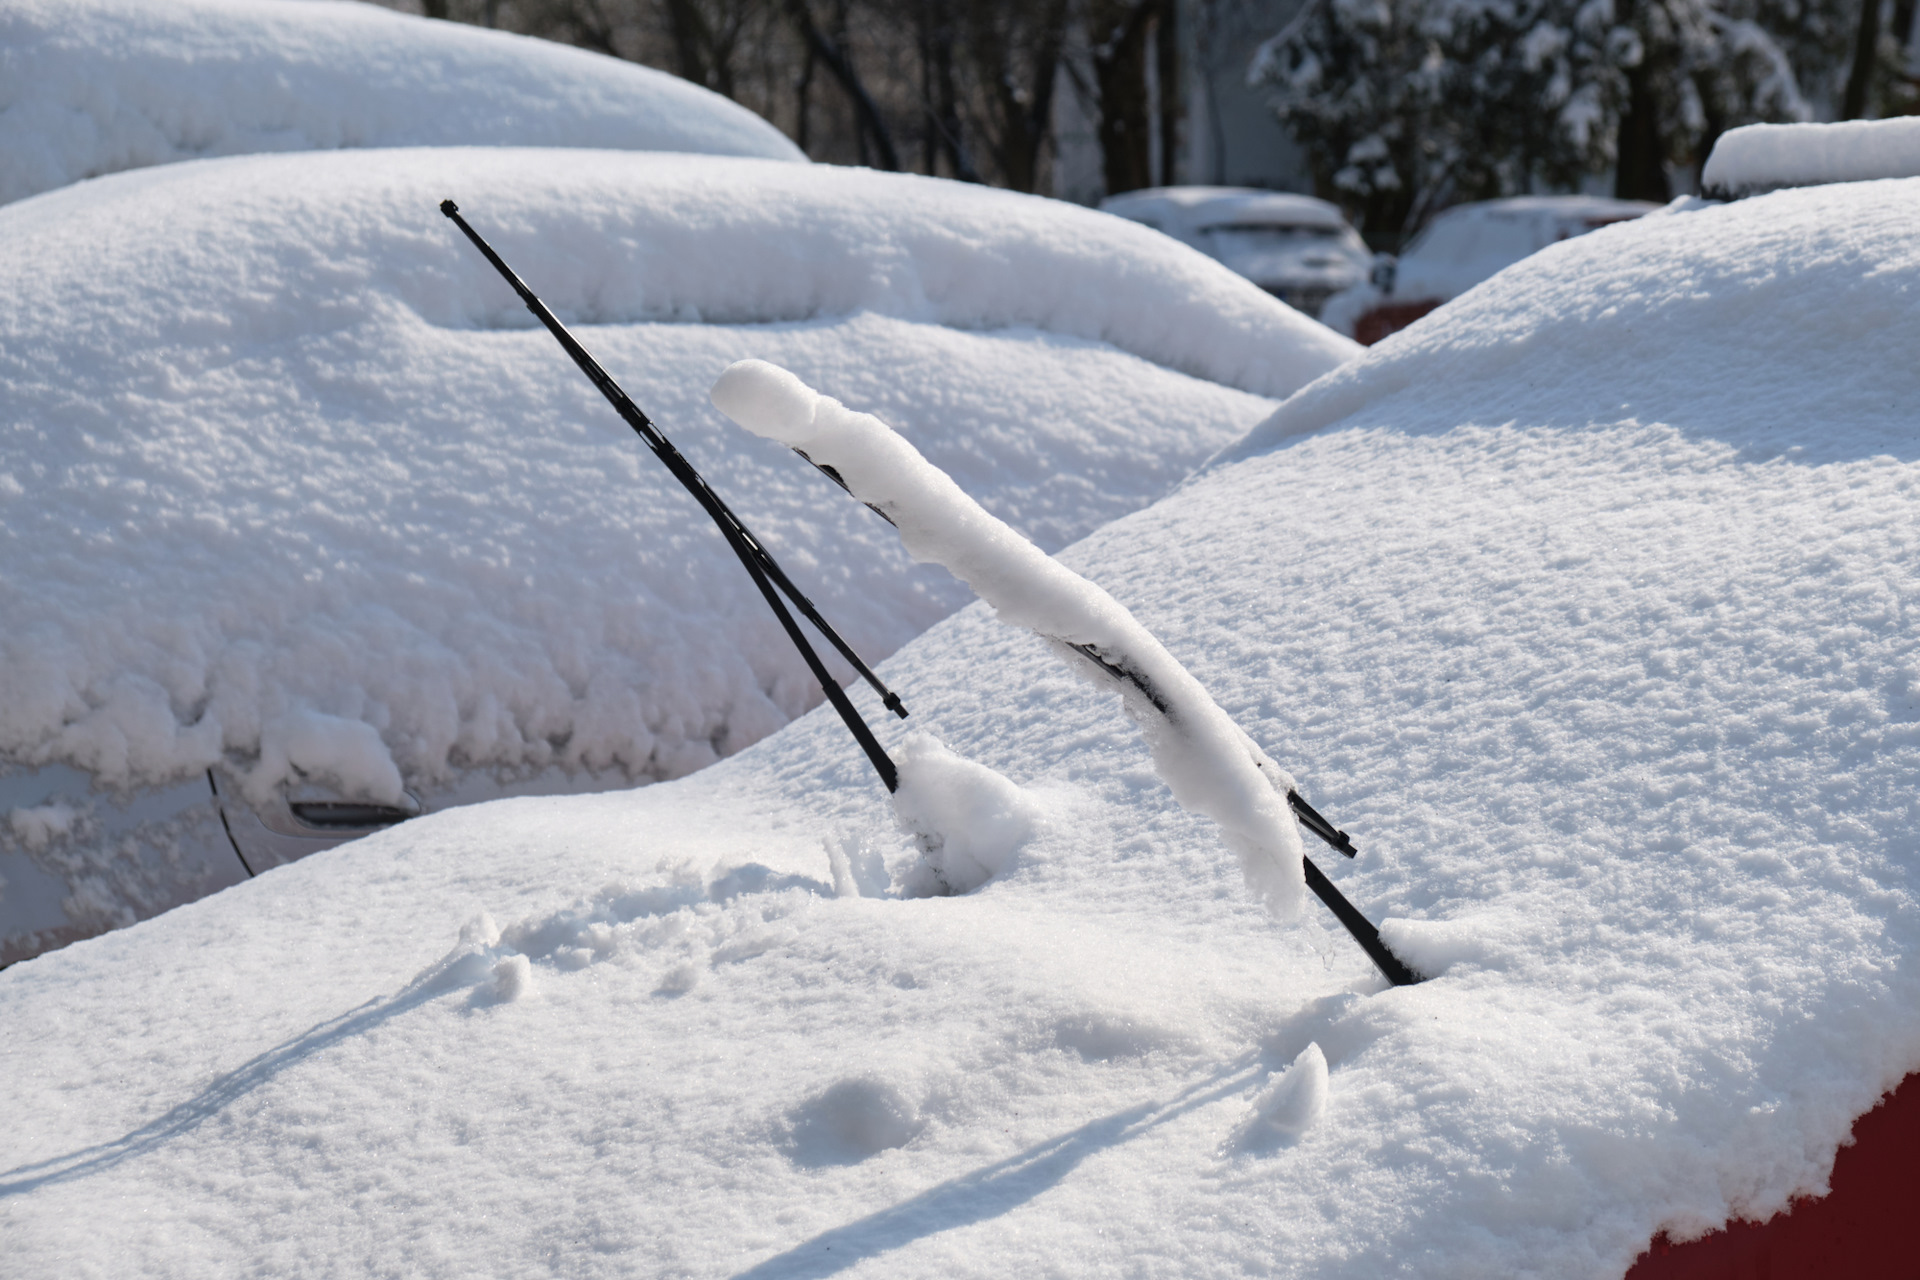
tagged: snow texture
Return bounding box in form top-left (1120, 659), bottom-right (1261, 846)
top-left (1703, 117), bottom-right (1920, 196)
top-left (0, 145), bottom-right (1340, 839)
top-left (4, 147), bottom-right (1917, 1280)
top-left (713, 358), bottom-right (1309, 917)
top-left (0, 0), bottom-right (803, 207)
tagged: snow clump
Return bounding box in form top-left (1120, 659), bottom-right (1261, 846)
top-left (889, 734), bottom-right (1040, 895)
top-left (1237, 1041), bottom-right (1330, 1148)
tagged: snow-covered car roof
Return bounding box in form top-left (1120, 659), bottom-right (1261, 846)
top-left (4, 174), bottom-right (1915, 1275)
top-left (1101, 186), bottom-right (1352, 232)
top-left (0, 146), bottom-right (1357, 960)
top-left (0, 0), bottom-right (804, 207)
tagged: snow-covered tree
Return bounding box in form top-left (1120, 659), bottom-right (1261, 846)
top-left (1246, 0), bottom-right (1451, 246)
top-left (1251, 0), bottom-right (1813, 239)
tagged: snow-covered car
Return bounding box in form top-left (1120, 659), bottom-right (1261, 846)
top-left (6, 148), bottom-right (1917, 1278)
top-left (0, 147), bottom-right (1357, 966)
top-left (1098, 186), bottom-right (1373, 318)
top-left (1322, 195), bottom-right (1658, 343)
top-left (0, 0), bottom-right (804, 208)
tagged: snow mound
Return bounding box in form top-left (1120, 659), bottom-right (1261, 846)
top-left (0, 0), bottom-right (801, 207)
top-left (0, 145), bottom-right (1339, 815)
top-left (1703, 117), bottom-right (1920, 197)
top-left (783, 1078), bottom-right (925, 1166)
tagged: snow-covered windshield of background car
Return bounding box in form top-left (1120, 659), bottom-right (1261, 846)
top-left (1203, 224), bottom-right (1360, 282)
top-left (1204, 222), bottom-right (1344, 247)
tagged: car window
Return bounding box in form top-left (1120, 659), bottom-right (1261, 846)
top-left (1204, 222), bottom-right (1342, 242)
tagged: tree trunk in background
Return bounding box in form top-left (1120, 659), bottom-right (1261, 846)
top-left (1843, 0), bottom-right (1883, 117)
top-left (1091, 0), bottom-right (1157, 194)
top-left (554, 0), bottom-right (622, 58)
top-left (795, 44), bottom-right (815, 151)
top-left (919, 2), bottom-right (938, 173)
top-left (963, 0), bottom-right (1066, 192)
top-left (785, 0), bottom-right (901, 168)
top-left (1613, 0), bottom-right (1670, 204)
top-left (423, 0), bottom-right (449, 16)
top-left (1615, 67), bottom-right (1669, 199)
top-left (932, 33), bottom-right (981, 180)
top-left (932, 12), bottom-right (982, 180)
top-left (665, 0), bottom-right (717, 90)
top-left (917, 0), bottom-right (981, 180)
top-left (1156, 0), bottom-right (1179, 186)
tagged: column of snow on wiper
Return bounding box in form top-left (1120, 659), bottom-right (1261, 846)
top-left (440, 200), bottom-right (1422, 988)
top-left (710, 358), bottom-right (1423, 988)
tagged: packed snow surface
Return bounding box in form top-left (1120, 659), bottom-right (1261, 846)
top-left (3, 178), bottom-right (1916, 1276)
top-left (1703, 117), bottom-right (1920, 196)
top-left (0, 0), bottom-right (802, 207)
top-left (714, 358), bottom-right (1308, 917)
top-left (0, 145), bottom-right (1349, 933)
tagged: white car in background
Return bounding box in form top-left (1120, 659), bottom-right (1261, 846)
top-left (1099, 187), bottom-right (1374, 318)
top-left (1323, 195), bottom-right (1658, 343)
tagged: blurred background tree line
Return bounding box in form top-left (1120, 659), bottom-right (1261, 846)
top-left (383, 0), bottom-right (1918, 244)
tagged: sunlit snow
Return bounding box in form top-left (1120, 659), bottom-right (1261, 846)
top-left (4, 178), bottom-right (1917, 1277)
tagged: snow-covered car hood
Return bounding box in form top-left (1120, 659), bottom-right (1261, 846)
top-left (1384, 195), bottom-right (1658, 305)
top-left (2, 176), bottom-right (1915, 1277)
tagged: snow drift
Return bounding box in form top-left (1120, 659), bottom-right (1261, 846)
top-left (0, 145), bottom-right (1351, 945)
top-left (3, 178), bottom-right (1915, 1276)
top-left (0, 0), bottom-right (803, 207)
